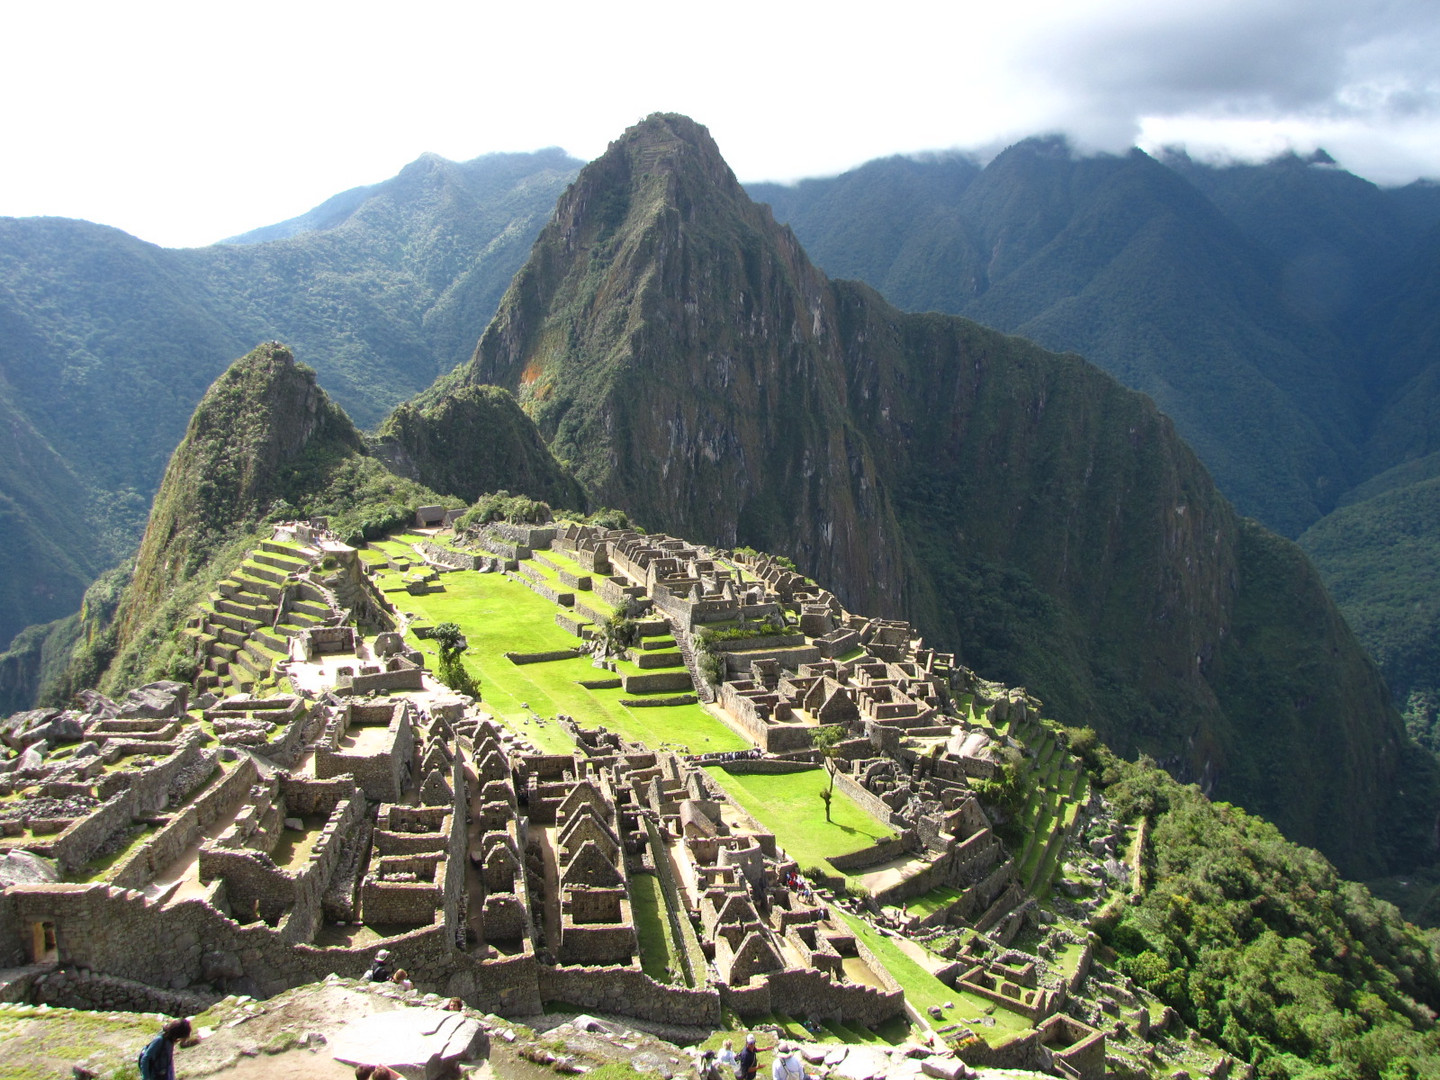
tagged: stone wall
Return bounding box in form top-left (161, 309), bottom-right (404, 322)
top-left (621, 672), bottom-right (694, 694)
top-left (833, 771), bottom-right (909, 830)
top-left (537, 964), bottom-right (721, 1026)
top-left (419, 541), bottom-right (484, 571)
top-left (506, 649), bottom-right (583, 665)
top-left (826, 836), bottom-right (910, 872)
top-left (31, 966), bottom-right (216, 1016)
top-left (49, 735), bottom-right (212, 875)
top-left (0, 891), bottom-right (21, 967)
top-left (717, 760), bottom-right (816, 775)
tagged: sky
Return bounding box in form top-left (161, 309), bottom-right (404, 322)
top-left (3, 0), bottom-right (1438, 248)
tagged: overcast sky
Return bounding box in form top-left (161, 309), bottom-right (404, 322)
top-left (4, 0), bottom-right (1438, 248)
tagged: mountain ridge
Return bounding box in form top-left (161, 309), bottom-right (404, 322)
top-left (389, 112), bottom-right (1436, 879)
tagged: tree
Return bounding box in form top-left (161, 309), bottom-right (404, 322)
top-left (812, 725), bottom-right (845, 823)
top-left (431, 621), bottom-right (479, 699)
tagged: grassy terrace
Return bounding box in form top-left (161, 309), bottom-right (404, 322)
top-left (390, 564), bottom-right (747, 755)
top-left (705, 767), bottom-right (895, 876)
top-left (840, 914), bottom-right (1033, 1043)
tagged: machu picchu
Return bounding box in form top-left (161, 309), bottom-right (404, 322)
top-left (0, 509), bottom-right (1235, 1080)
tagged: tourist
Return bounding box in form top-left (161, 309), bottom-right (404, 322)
top-left (391, 968), bottom-right (414, 991)
top-left (355, 1066), bottom-right (403, 1080)
top-left (137, 1017), bottom-right (191, 1080)
top-left (772, 1044), bottom-right (805, 1080)
top-left (364, 948), bottom-right (392, 982)
top-left (737, 1033), bottom-right (759, 1080)
top-left (717, 1038), bottom-right (738, 1079)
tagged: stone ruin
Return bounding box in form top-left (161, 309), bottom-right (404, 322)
top-left (0, 521), bottom-right (1121, 1077)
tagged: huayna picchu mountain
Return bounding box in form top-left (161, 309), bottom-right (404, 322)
top-left (56, 342), bottom-right (578, 701)
top-left (391, 114), bottom-right (1438, 880)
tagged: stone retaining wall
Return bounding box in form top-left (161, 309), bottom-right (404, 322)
top-left (506, 649), bottom-right (583, 665)
top-left (718, 760), bottom-right (818, 775)
top-left (537, 963), bottom-right (721, 1026)
top-left (31, 966), bottom-right (216, 1016)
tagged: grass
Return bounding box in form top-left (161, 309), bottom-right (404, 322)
top-left (631, 872), bottom-right (681, 984)
top-left (392, 563), bottom-right (748, 754)
top-left (705, 768), bottom-right (894, 873)
top-left (839, 915), bottom-right (1033, 1044)
top-left (0, 1004), bottom-right (154, 1080)
top-left (907, 885), bottom-right (961, 918)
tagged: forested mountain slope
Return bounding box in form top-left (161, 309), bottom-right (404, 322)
top-left (0, 150), bottom-right (580, 652)
top-left (393, 113), bottom-right (1438, 880)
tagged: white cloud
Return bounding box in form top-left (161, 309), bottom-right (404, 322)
top-left (1, 0), bottom-right (1439, 246)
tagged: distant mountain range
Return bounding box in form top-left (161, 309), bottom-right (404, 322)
top-left (0, 148), bottom-right (581, 657)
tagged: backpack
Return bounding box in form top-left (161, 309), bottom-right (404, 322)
top-left (137, 1035), bottom-right (167, 1080)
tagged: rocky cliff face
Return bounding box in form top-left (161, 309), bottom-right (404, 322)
top-left (390, 114), bottom-right (1437, 878)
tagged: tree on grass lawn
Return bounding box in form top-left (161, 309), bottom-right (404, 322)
top-left (813, 725), bottom-right (845, 823)
top-left (432, 621), bottom-right (480, 699)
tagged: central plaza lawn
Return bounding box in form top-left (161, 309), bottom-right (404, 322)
top-left (393, 568), bottom-right (748, 755)
top-left (704, 767), bottom-right (895, 874)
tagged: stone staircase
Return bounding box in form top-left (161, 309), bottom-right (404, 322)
top-left (664, 617), bottom-right (716, 704)
top-left (186, 539), bottom-right (337, 696)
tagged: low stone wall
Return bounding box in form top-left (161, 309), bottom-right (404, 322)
top-left (31, 966), bottom-right (216, 1016)
top-left (503, 571), bottom-right (573, 608)
top-left (556, 570), bottom-right (592, 591)
top-left (719, 760), bottom-right (818, 775)
top-left (621, 671), bottom-right (693, 694)
top-left (826, 836), bottom-right (909, 872)
top-left (506, 649), bottom-right (583, 665)
top-left (833, 771), bottom-right (910, 831)
top-left (337, 666), bottom-right (426, 695)
top-left (418, 541), bottom-right (483, 571)
top-left (619, 695), bottom-right (698, 708)
top-left (537, 963), bottom-right (721, 1026)
top-left (49, 735), bottom-right (212, 875)
top-left (705, 633), bottom-right (808, 653)
top-left (555, 613), bottom-right (593, 638)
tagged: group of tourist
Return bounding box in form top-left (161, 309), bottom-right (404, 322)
top-left (687, 748), bottom-right (764, 764)
top-left (700, 1032), bottom-right (808, 1080)
top-left (782, 868), bottom-right (815, 902)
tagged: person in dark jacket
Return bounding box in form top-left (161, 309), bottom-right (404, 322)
top-left (737, 1033), bottom-right (759, 1080)
top-left (138, 1018), bottom-right (191, 1080)
top-left (364, 947), bottom-right (393, 982)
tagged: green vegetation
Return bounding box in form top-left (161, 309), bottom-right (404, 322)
top-left (704, 766), bottom-right (894, 874)
top-left (631, 872), bottom-right (682, 984)
top-left (1091, 749), bottom-right (1440, 1080)
top-left (394, 566), bottom-right (745, 754)
top-left (1300, 474), bottom-right (1440, 749)
top-left (838, 914), bottom-right (1032, 1041)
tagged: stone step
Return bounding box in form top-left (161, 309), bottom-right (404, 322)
top-left (253, 550), bottom-right (310, 574)
top-left (215, 596), bottom-right (276, 622)
top-left (288, 598), bottom-right (329, 621)
top-left (241, 560), bottom-right (289, 586)
top-left (207, 609), bottom-right (260, 636)
top-left (225, 573), bottom-right (287, 604)
top-left (280, 610), bottom-right (321, 630)
top-left (252, 627), bottom-right (290, 653)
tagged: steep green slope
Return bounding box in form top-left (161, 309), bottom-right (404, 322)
top-left (1300, 475), bottom-right (1440, 754)
top-left (0, 150), bottom-right (579, 646)
top-left (393, 113), bottom-right (1433, 878)
top-left (375, 384), bottom-right (585, 509)
top-left (43, 341), bottom-right (583, 699)
top-left (1088, 745), bottom-right (1440, 1079)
